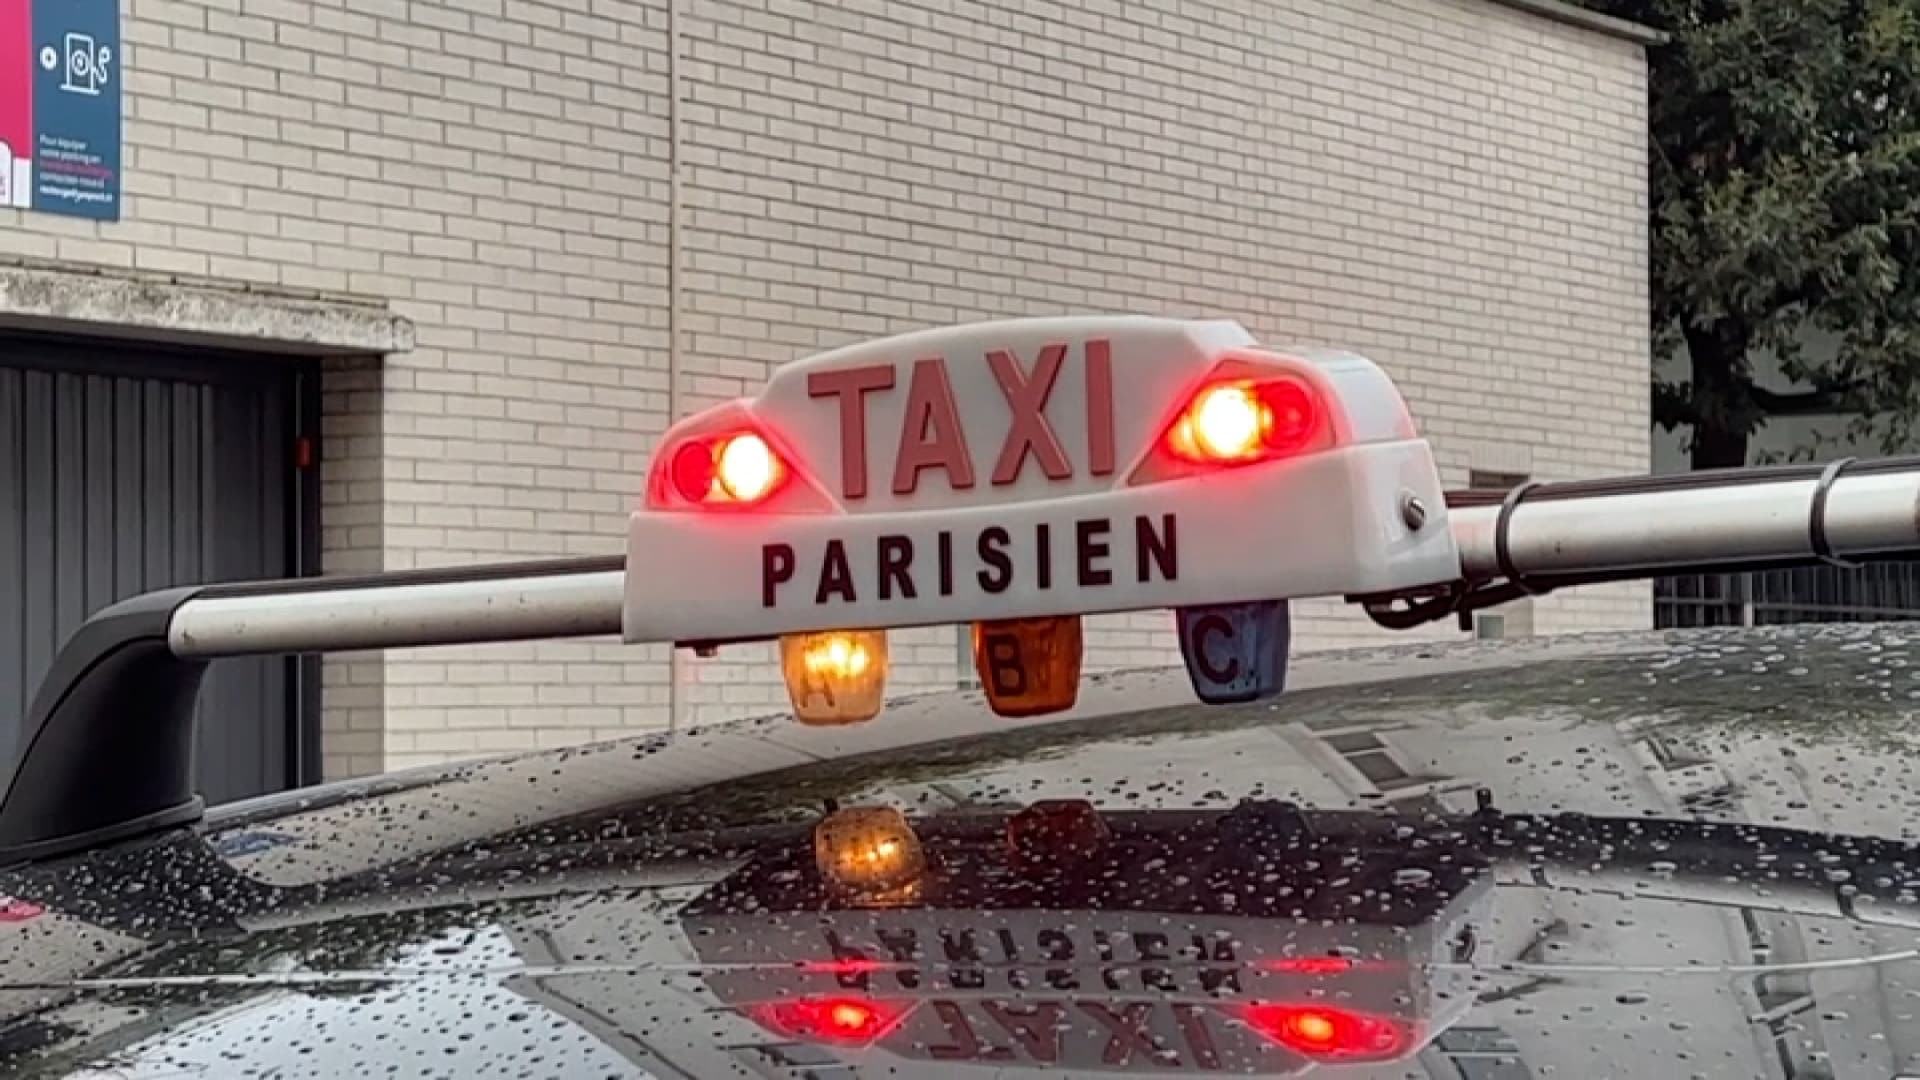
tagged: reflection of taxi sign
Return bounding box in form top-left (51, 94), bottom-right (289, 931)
top-left (693, 906), bottom-right (1464, 1074)
top-left (623, 316), bottom-right (1459, 721)
top-left (680, 804), bottom-right (1491, 1075)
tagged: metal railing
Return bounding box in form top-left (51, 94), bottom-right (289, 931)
top-left (1655, 563), bottom-right (1920, 628)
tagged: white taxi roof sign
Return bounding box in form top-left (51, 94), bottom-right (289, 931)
top-left (21, 297), bottom-right (1920, 873)
top-left (622, 316), bottom-right (1460, 645)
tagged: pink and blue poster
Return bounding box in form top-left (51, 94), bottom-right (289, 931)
top-left (2, 0), bottom-right (119, 219)
top-left (0, 0), bottom-right (28, 209)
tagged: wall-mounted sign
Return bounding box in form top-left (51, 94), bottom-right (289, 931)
top-left (1, 0), bottom-right (120, 220)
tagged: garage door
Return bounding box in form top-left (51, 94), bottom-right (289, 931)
top-left (0, 337), bottom-right (311, 805)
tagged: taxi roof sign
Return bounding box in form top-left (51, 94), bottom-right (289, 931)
top-left (622, 316), bottom-right (1461, 646)
top-left (18, 310), bottom-right (1920, 869)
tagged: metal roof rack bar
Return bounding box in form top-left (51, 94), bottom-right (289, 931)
top-left (1360, 456), bottom-right (1920, 629)
top-left (171, 560), bottom-right (625, 657)
top-left (1450, 457), bottom-right (1920, 578)
top-left (11, 457), bottom-right (1920, 869)
top-left (0, 557), bottom-right (625, 868)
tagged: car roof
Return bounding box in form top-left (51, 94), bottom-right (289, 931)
top-left (206, 624), bottom-right (1670, 829)
top-left (191, 621), bottom-right (1900, 875)
top-left (6, 620), bottom-right (1920, 1078)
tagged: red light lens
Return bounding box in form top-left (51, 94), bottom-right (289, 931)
top-left (1257, 379), bottom-right (1317, 455)
top-left (666, 431), bottom-right (787, 506)
top-left (1240, 1004), bottom-right (1410, 1062)
top-left (755, 996), bottom-right (909, 1047)
top-left (1167, 377), bottom-right (1320, 464)
top-left (671, 441), bottom-right (718, 502)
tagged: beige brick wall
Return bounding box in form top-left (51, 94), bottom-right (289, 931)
top-left (0, 0), bottom-right (1652, 778)
top-left (668, 0), bottom-right (1653, 712)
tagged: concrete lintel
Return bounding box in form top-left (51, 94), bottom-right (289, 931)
top-left (1484, 0), bottom-right (1668, 46)
top-left (0, 261), bottom-right (414, 356)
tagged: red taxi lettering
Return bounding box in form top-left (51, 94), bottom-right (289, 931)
top-left (1086, 338), bottom-right (1115, 476)
top-left (811, 339), bottom-right (1118, 501)
top-left (892, 358), bottom-right (975, 495)
top-left (987, 344), bottom-right (1071, 485)
top-left (808, 364), bottom-right (896, 500)
top-left (759, 515), bottom-right (1178, 609)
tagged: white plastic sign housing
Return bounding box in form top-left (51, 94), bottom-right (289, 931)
top-left (623, 316), bottom-right (1460, 645)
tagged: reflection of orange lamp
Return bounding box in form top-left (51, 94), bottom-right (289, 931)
top-left (780, 630), bottom-right (889, 725)
top-left (814, 807), bottom-right (926, 896)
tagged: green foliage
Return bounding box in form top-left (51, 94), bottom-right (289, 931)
top-left (1582, 0), bottom-right (1920, 464)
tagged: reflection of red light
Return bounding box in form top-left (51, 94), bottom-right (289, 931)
top-left (1239, 1003), bottom-right (1410, 1062)
top-left (0, 903), bottom-right (38, 923)
top-left (1008, 799), bottom-right (1111, 868)
top-left (1266, 956), bottom-right (1355, 975)
top-left (802, 959), bottom-right (890, 976)
top-left (754, 996), bottom-right (910, 1047)
top-left (0, 898), bottom-right (43, 923)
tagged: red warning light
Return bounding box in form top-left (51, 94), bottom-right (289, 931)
top-left (669, 431), bottom-right (788, 506)
top-left (1167, 377), bottom-right (1321, 464)
top-left (755, 996), bottom-right (910, 1047)
top-left (1129, 355), bottom-right (1337, 488)
top-left (1239, 1003), bottom-right (1410, 1062)
top-left (670, 441), bottom-right (718, 502)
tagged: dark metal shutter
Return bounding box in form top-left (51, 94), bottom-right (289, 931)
top-left (0, 337), bottom-right (305, 805)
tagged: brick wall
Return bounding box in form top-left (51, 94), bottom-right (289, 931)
top-left (0, 0), bottom-right (1652, 777)
top-left (668, 0), bottom-right (1653, 717)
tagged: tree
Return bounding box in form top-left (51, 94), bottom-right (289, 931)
top-left (1580, 0), bottom-right (1920, 468)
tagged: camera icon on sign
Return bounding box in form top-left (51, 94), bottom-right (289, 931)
top-left (58, 33), bottom-right (111, 95)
